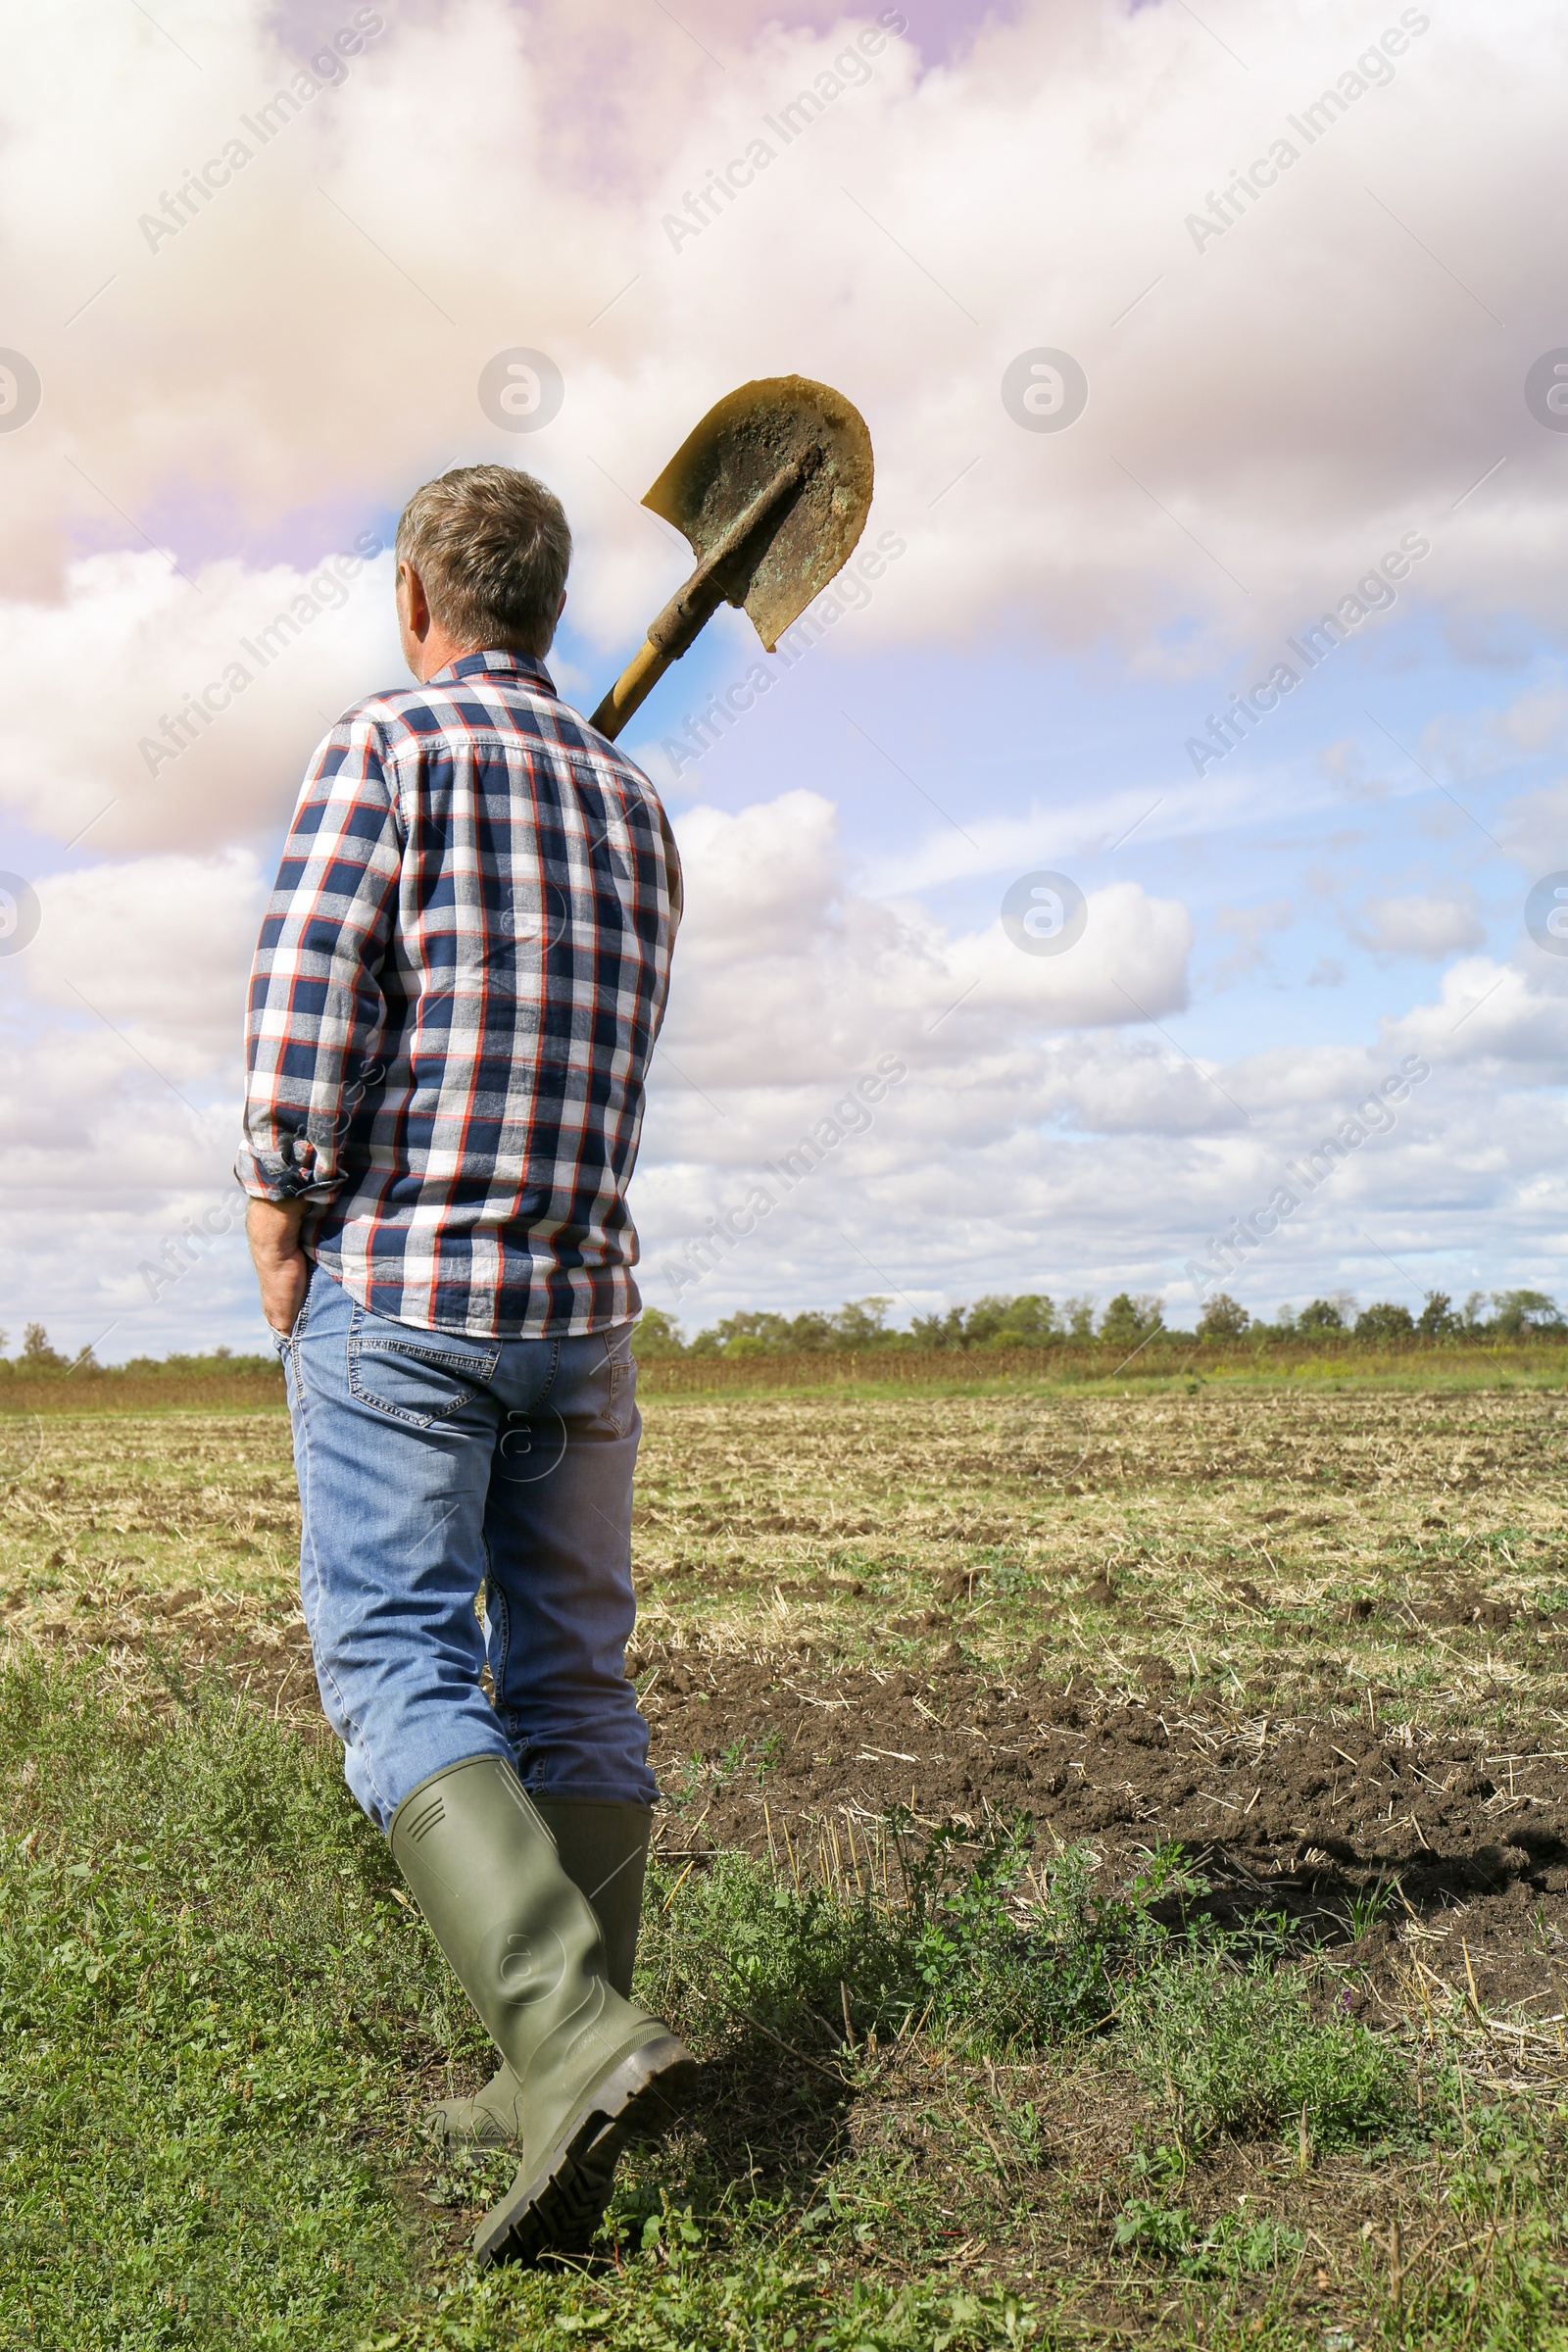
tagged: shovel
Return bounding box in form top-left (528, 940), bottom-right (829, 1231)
top-left (589, 374), bottom-right (874, 741)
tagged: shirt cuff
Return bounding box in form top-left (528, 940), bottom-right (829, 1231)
top-left (234, 1133), bottom-right (335, 1203)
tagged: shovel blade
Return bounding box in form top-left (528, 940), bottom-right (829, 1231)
top-left (641, 374), bottom-right (874, 651)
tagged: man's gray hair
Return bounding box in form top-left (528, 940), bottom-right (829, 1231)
top-left (395, 464), bottom-right (571, 657)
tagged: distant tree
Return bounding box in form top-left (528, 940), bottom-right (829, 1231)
top-left (1197, 1293), bottom-right (1250, 1339)
top-left (1099, 1293), bottom-right (1163, 1348)
top-left (1269, 1303), bottom-right (1298, 1338)
top-left (996, 1294), bottom-right (1059, 1347)
top-left (21, 1323), bottom-right (68, 1370)
top-left (910, 1306), bottom-right (967, 1348)
top-left (695, 1302), bottom-right (895, 1353)
top-left (962, 1294), bottom-right (1059, 1348)
top-left (1355, 1301), bottom-right (1415, 1342)
top-left (1063, 1296), bottom-right (1097, 1342)
top-left (786, 1312), bottom-right (837, 1351)
top-left (830, 1298), bottom-right (895, 1347)
top-left (633, 1307), bottom-right (686, 1357)
top-left (1462, 1291), bottom-right (1491, 1333)
top-left (961, 1295), bottom-right (1012, 1347)
top-left (686, 1310), bottom-right (791, 1354)
top-left (1297, 1298), bottom-right (1347, 1337)
top-left (1417, 1290), bottom-right (1459, 1339)
top-left (118, 1349), bottom-right (276, 1376)
top-left (710, 1311), bottom-right (794, 1350)
top-left (1491, 1289), bottom-right (1567, 1338)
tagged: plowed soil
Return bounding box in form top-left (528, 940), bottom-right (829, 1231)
top-left (7, 1387), bottom-right (1568, 2025)
top-left (637, 1642), bottom-right (1568, 2015)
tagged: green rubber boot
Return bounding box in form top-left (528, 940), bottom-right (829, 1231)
top-left (428, 1797), bottom-right (653, 2150)
top-left (391, 1758), bottom-right (692, 2267)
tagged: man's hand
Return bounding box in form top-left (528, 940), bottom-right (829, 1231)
top-left (246, 1197), bottom-right (311, 1336)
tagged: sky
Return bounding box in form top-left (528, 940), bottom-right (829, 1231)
top-left (3, 0), bottom-right (1568, 1358)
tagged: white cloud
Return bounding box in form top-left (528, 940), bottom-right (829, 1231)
top-left (655, 792), bottom-right (1194, 1106)
top-left (5, 1), bottom-right (1568, 1352)
top-left (2, 0), bottom-right (1566, 687)
top-left (1350, 889), bottom-right (1487, 959)
top-left (22, 847), bottom-right (269, 1066)
top-left (9, 841), bottom-right (1568, 1353)
top-left (0, 551), bottom-right (397, 855)
top-left (1500, 776), bottom-right (1568, 869)
top-left (1388, 951), bottom-right (1568, 1067)
top-left (1210, 897), bottom-right (1295, 983)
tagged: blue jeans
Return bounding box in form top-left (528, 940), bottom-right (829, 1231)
top-left (276, 1262), bottom-right (657, 1832)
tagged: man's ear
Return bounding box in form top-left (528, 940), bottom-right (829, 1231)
top-left (399, 562), bottom-right (432, 640)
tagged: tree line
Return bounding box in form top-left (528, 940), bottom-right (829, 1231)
top-left (635, 1286), bottom-right (1568, 1357)
top-left (4, 1288), bottom-right (1563, 1376)
top-left (0, 1325), bottom-right (276, 1378)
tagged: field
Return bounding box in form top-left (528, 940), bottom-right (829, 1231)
top-left (3, 1370), bottom-right (1567, 2347)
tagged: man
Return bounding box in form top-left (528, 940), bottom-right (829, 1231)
top-left (237, 463), bottom-right (692, 2268)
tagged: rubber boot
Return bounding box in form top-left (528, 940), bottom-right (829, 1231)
top-left (540, 1800), bottom-right (654, 2000)
top-left (391, 1758), bottom-right (693, 2267)
top-left (429, 1799), bottom-right (653, 2150)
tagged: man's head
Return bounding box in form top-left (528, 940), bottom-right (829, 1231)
top-left (394, 463), bottom-right (571, 681)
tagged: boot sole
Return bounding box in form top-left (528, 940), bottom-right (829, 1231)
top-left (472, 2034), bottom-right (697, 2269)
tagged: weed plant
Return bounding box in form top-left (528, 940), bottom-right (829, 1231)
top-left (637, 1813), bottom-right (1209, 2060)
top-left (1119, 1949), bottom-right (1408, 2148)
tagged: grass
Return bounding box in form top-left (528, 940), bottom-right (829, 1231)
top-left (1119, 1951), bottom-right (1407, 2148)
top-left (626, 1339), bottom-right (1568, 1402)
top-left (0, 1655), bottom-right (428, 2347)
top-left (5, 1650), bottom-right (1567, 2347)
top-left (6, 1335), bottom-right (1568, 1424)
top-left (4, 1376), bottom-right (1568, 2344)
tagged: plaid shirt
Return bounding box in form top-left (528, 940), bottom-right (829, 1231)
top-left (237, 650), bottom-right (681, 1337)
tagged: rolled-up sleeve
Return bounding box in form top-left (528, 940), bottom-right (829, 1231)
top-left (235, 716), bottom-right (404, 1203)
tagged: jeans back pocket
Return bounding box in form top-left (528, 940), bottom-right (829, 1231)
top-left (347, 1307), bottom-right (502, 1428)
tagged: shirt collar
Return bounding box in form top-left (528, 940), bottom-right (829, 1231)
top-left (433, 648), bottom-right (558, 695)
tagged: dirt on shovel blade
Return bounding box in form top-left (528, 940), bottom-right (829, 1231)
top-left (641, 372), bottom-right (874, 648)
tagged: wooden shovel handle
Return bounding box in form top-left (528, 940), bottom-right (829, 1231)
top-left (589, 639), bottom-right (669, 741)
top-left (588, 452), bottom-right (808, 741)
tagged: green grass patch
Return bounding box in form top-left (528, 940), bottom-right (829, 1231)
top-left (1120, 1952), bottom-right (1408, 2150)
top-left (636, 1814), bottom-right (1204, 2062)
top-left (0, 1651), bottom-right (437, 2348)
top-left (6, 1645), bottom-right (1566, 2350)
top-left (1112, 2190), bottom-right (1303, 2280)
